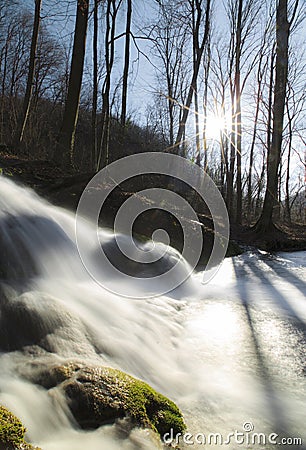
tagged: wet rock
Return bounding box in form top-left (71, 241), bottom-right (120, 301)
top-left (37, 361), bottom-right (186, 438)
top-left (0, 406), bottom-right (41, 450)
top-left (0, 291), bottom-right (105, 357)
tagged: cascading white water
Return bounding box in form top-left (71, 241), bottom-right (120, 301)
top-left (0, 176), bottom-right (305, 449)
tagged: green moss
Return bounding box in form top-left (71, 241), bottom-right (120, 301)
top-left (96, 367), bottom-right (186, 437)
top-left (126, 377), bottom-right (186, 436)
top-left (0, 406), bottom-right (25, 447)
top-left (0, 406), bottom-right (41, 450)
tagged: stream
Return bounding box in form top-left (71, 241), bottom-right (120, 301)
top-left (0, 177), bottom-right (305, 449)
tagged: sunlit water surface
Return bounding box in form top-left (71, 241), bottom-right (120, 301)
top-left (0, 177), bottom-right (305, 449)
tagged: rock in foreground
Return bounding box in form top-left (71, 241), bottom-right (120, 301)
top-left (0, 406), bottom-right (41, 450)
top-left (37, 361), bottom-right (186, 439)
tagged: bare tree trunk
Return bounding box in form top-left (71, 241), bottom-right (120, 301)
top-left (192, 0), bottom-right (201, 164)
top-left (202, 123), bottom-right (208, 169)
top-left (255, 150), bottom-right (265, 215)
top-left (284, 105), bottom-right (293, 223)
top-left (13, 0), bottom-right (42, 147)
top-left (255, 0), bottom-right (290, 232)
top-left (226, 84), bottom-right (236, 216)
top-left (247, 56), bottom-right (264, 219)
top-left (0, 28), bottom-right (10, 144)
top-left (168, 80), bottom-right (174, 147)
top-left (54, 0), bottom-right (89, 167)
top-left (98, 0), bottom-right (121, 169)
top-left (175, 0), bottom-right (211, 153)
top-left (121, 0), bottom-right (132, 127)
top-left (194, 84), bottom-right (201, 164)
top-left (266, 48), bottom-right (275, 156)
top-left (92, 0), bottom-right (99, 171)
top-left (220, 101), bottom-right (229, 197)
top-left (201, 41), bottom-right (210, 168)
top-left (235, 0), bottom-right (243, 224)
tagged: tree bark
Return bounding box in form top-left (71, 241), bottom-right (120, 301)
top-left (266, 48), bottom-right (275, 157)
top-left (235, 0), bottom-right (243, 224)
top-left (121, 0), bottom-right (132, 126)
top-left (13, 0), bottom-right (42, 147)
top-left (247, 47), bottom-right (265, 220)
top-left (284, 102), bottom-right (293, 223)
top-left (255, 0), bottom-right (289, 232)
top-left (175, 0), bottom-right (211, 154)
top-left (54, 0), bottom-right (89, 167)
top-left (91, 0), bottom-right (99, 171)
top-left (226, 84), bottom-right (236, 216)
top-left (98, 0), bottom-right (121, 169)
top-left (201, 41), bottom-right (210, 168)
top-left (256, 0), bottom-right (290, 232)
top-left (247, 83), bottom-right (260, 219)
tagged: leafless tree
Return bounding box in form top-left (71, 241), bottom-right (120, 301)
top-left (149, 1), bottom-right (190, 148)
top-left (13, 0), bottom-right (42, 146)
top-left (121, 0), bottom-right (132, 127)
top-left (225, 0), bottom-right (261, 221)
top-left (97, 0), bottom-right (123, 169)
top-left (175, 0), bottom-right (211, 154)
top-left (91, 0), bottom-right (100, 171)
top-left (255, 0), bottom-right (300, 232)
top-left (54, 0), bottom-right (89, 167)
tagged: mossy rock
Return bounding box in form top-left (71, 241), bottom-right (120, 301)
top-left (0, 406), bottom-right (41, 450)
top-left (37, 362), bottom-right (186, 438)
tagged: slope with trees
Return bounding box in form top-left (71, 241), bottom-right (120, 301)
top-left (0, 0), bottom-right (304, 247)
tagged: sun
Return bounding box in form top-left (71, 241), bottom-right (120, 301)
top-left (205, 114), bottom-right (226, 140)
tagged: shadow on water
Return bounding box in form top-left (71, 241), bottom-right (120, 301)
top-left (232, 257), bottom-right (306, 449)
top-left (244, 256), bottom-right (306, 333)
top-left (257, 252), bottom-right (306, 298)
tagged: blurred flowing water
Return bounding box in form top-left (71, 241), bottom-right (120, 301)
top-left (0, 177), bottom-right (305, 449)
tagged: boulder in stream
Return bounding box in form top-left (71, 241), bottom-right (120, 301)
top-left (37, 361), bottom-right (186, 439)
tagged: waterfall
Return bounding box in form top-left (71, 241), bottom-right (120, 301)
top-left (0, 177), bottom-right (197, 449)
top-left (0, 176), bottom-right (305, 449)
